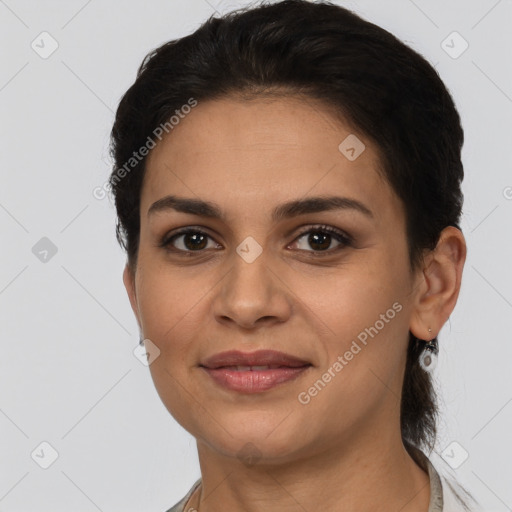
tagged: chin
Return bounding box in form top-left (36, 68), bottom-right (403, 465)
top-left (195, 419), bottom-right (310, 465)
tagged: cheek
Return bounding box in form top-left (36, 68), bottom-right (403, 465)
top-left (296, 289), bottom-right (408, 435)
top-left (131, 251), bottom-right (214, 428)
top-left (135, 262), bottom-right (206, 355)
top-left (137, 265), bottom-right (209, 428)
top-left (295, 261), bottom-right (410, 392)
top-left (295, 261), bottom-right (405, 336)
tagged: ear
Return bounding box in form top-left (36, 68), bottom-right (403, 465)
top-left (409, 226), bottom-right (467, 340)
top-left (123, 263), bottom-right (141, 328)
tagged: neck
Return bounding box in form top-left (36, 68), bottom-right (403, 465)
top-left (190, 425), bottom-right (430, 512)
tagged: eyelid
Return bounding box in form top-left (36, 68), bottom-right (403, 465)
top-left (288, 224), bottom-right (353, 255)
top-left (158, 225), bottom-right (219, 250)
top-left (293, 224), bottom-right (353, 245)
top-left (159, 224), bottom-right (353, 254)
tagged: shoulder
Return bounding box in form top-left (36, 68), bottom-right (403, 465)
top-left (438, 472), bottom-right (480, 512)
top-left (426, 450), bottom-right (481, 512)
top-left (407, 444), bottom-right (480, 512)
top-left (164, 478), bottom-right (202, 512)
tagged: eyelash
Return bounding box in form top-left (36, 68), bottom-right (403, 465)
top-left (159, 224), bottom-right (353, 256)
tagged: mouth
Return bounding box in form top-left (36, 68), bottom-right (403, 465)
top-left (200, 349), bottom-right (311, 369)
top-left (199, 350), bottom-right (312, 393)
top-left (209, 365), bottom-right (303, 370)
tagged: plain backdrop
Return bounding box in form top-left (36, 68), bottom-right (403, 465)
top-left (1, 0), bottom-right (511, 511)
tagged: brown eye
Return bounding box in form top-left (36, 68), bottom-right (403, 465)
top-left (304, 232), bottom-right (332, 251)
top-left (179, 232), bottom-right (208, 250)
top-left (160, 228), bottom-right (219, 253)
top-left (292, 225), bottom-right (352, 253)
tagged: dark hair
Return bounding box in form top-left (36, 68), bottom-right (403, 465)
top-left (109, 0), bottom-right (464, 461)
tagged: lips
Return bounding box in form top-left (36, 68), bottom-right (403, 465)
top-left (199, 350), bottom-right (312, 393)
top-left (218, 365), bottom-right (286, 371)
top-left (200, 349), bottom-right (311, 369)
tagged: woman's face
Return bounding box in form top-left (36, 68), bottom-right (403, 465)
top-left (124, 96), bottom-right (424, 462)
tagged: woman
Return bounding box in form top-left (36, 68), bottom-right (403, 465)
top-left (108, 1), bottom-right (477, 510)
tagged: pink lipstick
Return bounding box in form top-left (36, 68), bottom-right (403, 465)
top-left (200, 349), bottom-right (312, 393)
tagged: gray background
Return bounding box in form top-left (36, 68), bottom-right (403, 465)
top-left (1, 0), bottom-right (511, 510)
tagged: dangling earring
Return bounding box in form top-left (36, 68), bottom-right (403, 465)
top-left (139, 334), bottom-right (145, 346)
top-left (419, 328), bottom-right (438, 372)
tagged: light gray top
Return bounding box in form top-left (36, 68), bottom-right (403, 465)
top-left (165, 448), bottom-right (473, 512)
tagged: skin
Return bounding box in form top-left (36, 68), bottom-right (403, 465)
top-left (123, 96), bottom-right (466, 512)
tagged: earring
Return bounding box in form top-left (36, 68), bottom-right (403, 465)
top-left (419, 330), bottom-right (438, 372)
top-left (139, 335), bottom-right (144, 346)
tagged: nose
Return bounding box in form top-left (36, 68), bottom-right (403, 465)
top-left (212, 251), bottom-right (292, 330)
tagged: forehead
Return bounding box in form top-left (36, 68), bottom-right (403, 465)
top-left (141, 96), bottom-right (399, 222)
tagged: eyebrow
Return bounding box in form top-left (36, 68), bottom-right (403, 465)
top-left (147, 194), bottom-right (374, 221)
